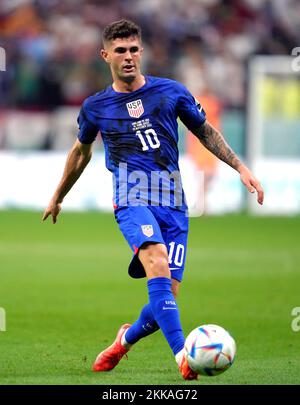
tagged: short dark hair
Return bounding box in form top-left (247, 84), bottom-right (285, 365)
top-left (102, 19), bottom-right (142, 45)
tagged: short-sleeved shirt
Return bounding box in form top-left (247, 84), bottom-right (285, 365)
top-left (77, 75), bottom-right (206, 211)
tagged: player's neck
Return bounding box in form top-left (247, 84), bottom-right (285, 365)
top-left (112, 75), bottom-right (146, 93)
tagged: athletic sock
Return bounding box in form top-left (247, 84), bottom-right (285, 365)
top-left (124, 304), bottom-right (159, 345)
top-left (147, 277), bottom-right (185, 355)
top-left (175, 348), bottom-right (185, 366)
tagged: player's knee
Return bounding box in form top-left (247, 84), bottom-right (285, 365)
top-left (150, 255), bottom-right (170, 278)
top-left (140, 243), bottom-right (170, 279)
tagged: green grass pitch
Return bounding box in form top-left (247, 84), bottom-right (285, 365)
top-left (0, 211), bottom-right (299, 385)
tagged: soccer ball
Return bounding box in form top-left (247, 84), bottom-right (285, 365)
top-left (184, 324), bottom-right (236, 376)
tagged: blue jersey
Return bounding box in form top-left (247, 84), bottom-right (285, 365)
top-left (77, 75), bottom-right (206, 211)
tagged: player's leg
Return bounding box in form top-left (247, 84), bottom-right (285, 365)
top-left (171, 279), bottom-right (180, 298)
top-left (93, 206), bottom-right (196, 378)
top-left (138, 242), bottom-right (185, 354)
top-left (138, 242), bottom-right (197, 380)
top-left (93, 278), bottom-right (181, 372)
top-left (123, 258), bottom-right (180, 346)
top-left (93, 206), bottom-right (164, 372)
top-left (123, 219), bottom-right (182, 346)
top-left (149, 207), bottom-right (197, 380)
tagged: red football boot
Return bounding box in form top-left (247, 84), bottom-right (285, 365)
top-left (179, 355), bottom-right (199, 380)
top-left (92, 323), bottom-right (131, 372)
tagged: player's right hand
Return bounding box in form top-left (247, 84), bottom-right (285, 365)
top-left (42, 201), bottom-right (62, 224)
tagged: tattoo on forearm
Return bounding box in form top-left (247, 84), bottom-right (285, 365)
top-left (194, 122), bottom-right (242, 171)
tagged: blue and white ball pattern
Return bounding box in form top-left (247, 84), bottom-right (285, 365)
top-left (185, 324), bottom-right (236, 376)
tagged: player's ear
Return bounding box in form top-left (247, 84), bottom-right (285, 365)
top-left (100, 49), bottom-right (109, 63)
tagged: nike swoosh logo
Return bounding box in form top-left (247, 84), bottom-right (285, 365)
top-left (169, 267), bottom-right (180, 270)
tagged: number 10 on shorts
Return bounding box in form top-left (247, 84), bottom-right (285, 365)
top-left (168, 242), bottom-right (185, 267)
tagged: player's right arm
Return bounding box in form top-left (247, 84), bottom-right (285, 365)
top-left (42, 139), bottom-right (93, 224)
top-left (193, 121), bottom-right (264, 205)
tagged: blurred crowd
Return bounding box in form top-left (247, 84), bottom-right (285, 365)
top-left (0, 0), bottom-right (299, 110)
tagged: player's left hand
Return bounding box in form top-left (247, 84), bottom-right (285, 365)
top-left (239, 165), bottom-right (264, 205)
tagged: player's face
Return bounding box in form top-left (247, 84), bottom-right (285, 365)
top-left (101, 36), bottom-right (143, 83)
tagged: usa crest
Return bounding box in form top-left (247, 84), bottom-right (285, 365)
top-left (141, 225), bottom-right (153, 237)
top-left (126, 99), bottom-right (144, 118)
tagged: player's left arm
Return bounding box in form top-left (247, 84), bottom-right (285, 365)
top-left (193, 121), bottom-right (264, 205)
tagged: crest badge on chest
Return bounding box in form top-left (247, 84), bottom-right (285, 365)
top-left (126, 99), bottom-right (144, 119)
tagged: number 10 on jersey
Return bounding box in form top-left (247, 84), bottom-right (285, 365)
top-left (136, 129), bottom-right (160, 151)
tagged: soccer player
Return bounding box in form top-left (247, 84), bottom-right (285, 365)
top-left (43, 19), bottom-right (264, 380)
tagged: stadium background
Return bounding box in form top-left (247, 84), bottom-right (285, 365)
top-left (0, 0), bottom-right (300, 385)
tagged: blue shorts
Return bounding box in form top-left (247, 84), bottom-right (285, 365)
top-left (114, 206), bottom-right (189, 282)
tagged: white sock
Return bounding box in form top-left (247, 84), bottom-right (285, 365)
top-left (121, 331), bottom-right (132, 350)
top-left (175, 348), bottom-right (185, 366)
